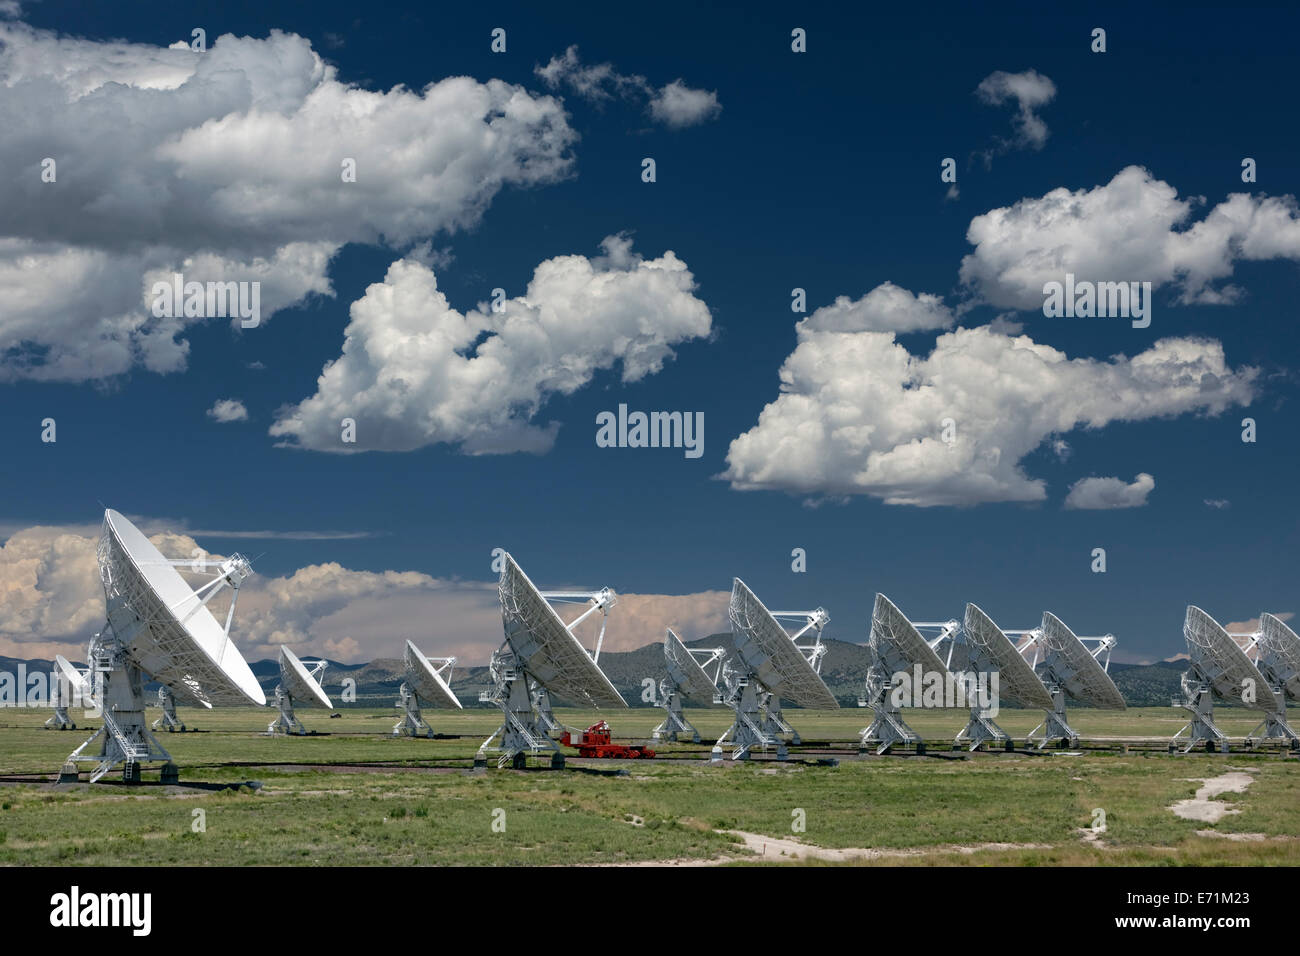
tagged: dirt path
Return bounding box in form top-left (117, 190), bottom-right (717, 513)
top-left (1169, 771), bottom-right (1254, 823)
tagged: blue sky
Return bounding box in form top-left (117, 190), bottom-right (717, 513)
top-left (1, 1), bottom-right (1298, 664)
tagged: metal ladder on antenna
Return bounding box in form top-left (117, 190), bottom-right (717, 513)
top-left (498, 709), bottom-right (550, 768)
top-left (85, 642), bottom-right (149, 782)
top-left (91, 708), bottom-right (149, 782)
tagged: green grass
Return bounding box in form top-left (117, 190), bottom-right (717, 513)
top-left (0, 705), bottom-right (1296, 866)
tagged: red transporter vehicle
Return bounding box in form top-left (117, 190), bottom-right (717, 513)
top-left (560, 721), bottom-right (655, 759)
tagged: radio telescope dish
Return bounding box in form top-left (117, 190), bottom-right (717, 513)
top-left (859, 593), bottom-right (953, 755)
top-left (393, 640), bottom-right (462, 738)
top-left (1235, 613), bottom-right (1300, 750)
top-left (478, 553), bottom-right (626, 769)
top-left (1256, 613), bottom-right (1300, 700)
top-left (963, 604), bottom-right (1053, 709)
top-left (954, 604), bottom-right (1051, 751)
top-left (61, 510), bottom-right (263, 784)
top-left (712, 579), bottom-right (836, 763)
top-left (653, 628), bottom-right (724, 744)
top-left (1021, 612), bottom-right (1123, 749)
top-left (1172, 606), bottom-right (1279, 753)
top-left (728, 579), bottom-right (838, 710)
top-left (268, 646), bottom-right (332, 735)
top-left (1184, 606), bottom-right (1275, 712)
top-left (100, 510), bottom-right (263, 707)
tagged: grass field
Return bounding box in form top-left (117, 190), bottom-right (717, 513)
top-left (1, 705), bottom-right (1296, 866)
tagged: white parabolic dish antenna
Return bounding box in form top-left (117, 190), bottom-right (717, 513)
top-left (1257, 613), bottom-right (1300, 700)
top-left (664, 628), bottom-right (720, 702)
top-left (404, 639), bottom-right (463, 709)
top-left (729, 578), bottom-right (838, 710)
top-left (101, 509), bottom-right (264, 707)
top-left (963, 603), bottom-right (1054, 710)
top-left (1039, 612), bottom-right (1126, 710)
top-left (499, 554), bottom-right (626, 708)
top-left (870, 593), bottom-right (949, 677)
top-left (1185, 606), bottom-right (1277, 713)
top-left (279, 646), bottom-right (333, 709)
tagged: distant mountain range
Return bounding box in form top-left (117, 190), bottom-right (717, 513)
top-left (0, 637), bottom-right (1193, 708)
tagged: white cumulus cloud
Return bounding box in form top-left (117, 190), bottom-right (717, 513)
top-left (207, 398), bottom-right (249, 423)
top-left (649, 79), bottom-right (721, 127)
top-left (959, 166), bottom-right (1300, 310)
top-left (1063, 473), bottom-right (1155, 510)
top-left (0, 23), bottom-right (575, 383)
top-left (535, 45), bottom-right (720, 127)
top-left (721, 321), bottom-right (1255, 507)
top-left (270, 235), bottom-right (712, 454)
top-left (799, 282), bottom-right (954, 334)
top-left (975, 68), bottom-right (1057, 155)
top-left (0, 522), bottom-right (728, 664)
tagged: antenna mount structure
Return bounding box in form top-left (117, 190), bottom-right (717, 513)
top-left (1172, 607), bottom-right (1282, 753)
top-left (711, 579), bottom-right (837, 762)
top-left (152, 685), bottom-right (185, 732)
top-left (393, 640), bottom-right (462, 737)
top-left (859, 594), bottom-right (958, 755)
top-left (954, 604), bottom-right (1053, 752)
top-left (653, 629), bottom-right (724, 743)
top-left (62, 512), bottom-right (262, 783)
top-left (1017, 613), bottom-right (1125, 749)
top-left (477, 555), bottom-right (626, 769)
top-left (268, 646), bottom-right (332, 736)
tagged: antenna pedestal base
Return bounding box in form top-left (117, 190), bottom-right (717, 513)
top-left (479, 654), bottom-right (564, 769)
top-left (860, 677), bottom-right (924, 755)
top-left (64, 640), bottom-right (173, 784)
top-left (45, 708), bottom-right (75, 731)
top-left (392, 683), bottom-right (434, 738)
top-left (653, 691), bottom-right (701, 743)
top-left (715, 682), bottom-right (785, 761)
top-left (268, 686), bottom-right (307, 736)
top-left (1172, 683), bottom-right (1229, 754)
top-left (152, 686), bottom-right (185, 732)
top-left (955, 708), bottom-right (1010, 752)
top-left (1028, 689), bottom-right (1080, 749)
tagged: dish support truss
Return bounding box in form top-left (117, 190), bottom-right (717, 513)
top-left (1018, 630), bottom-right (1118, 749)
top-left (269, 659), bottom-right (328, 736)
top-left (152, 685), bottom-right (184, 732)
top-left (45, 663), bottom-right (87, 732)
top-left (477, 588), bottom-right (615, 769)
top-left (392, 657), bottom-right (457, 738)
top-left (859, 621), bottom-right (958, 755)
top-left (712, 609), bottom-right (828, 762)
top-left (654, 647), bottom-right (724, 743)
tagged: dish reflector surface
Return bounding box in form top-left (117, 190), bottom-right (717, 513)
top-left (869, 593), bottom-right (949, 678)
top-left (99, 510), bottom-right (265, 707)
top-left (963, 603), bottom-right (1054, 709)
top-left (1256, 613), bottom-right (1300, 701)
top-left (1039, 612), bottom-right (1126, 710)
top-left (498, 554), bottom-right (626, 708)
top-left (728, 579), bottom-right (838, 710)
top-left (1184, 606), bottom-right (1277, 713)
top-left (404, 640), bottom-right (463, 709)
top-left (664, 628), bottom-right (718, 702)
top-left (279, 646), bottom-right (333, 709)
